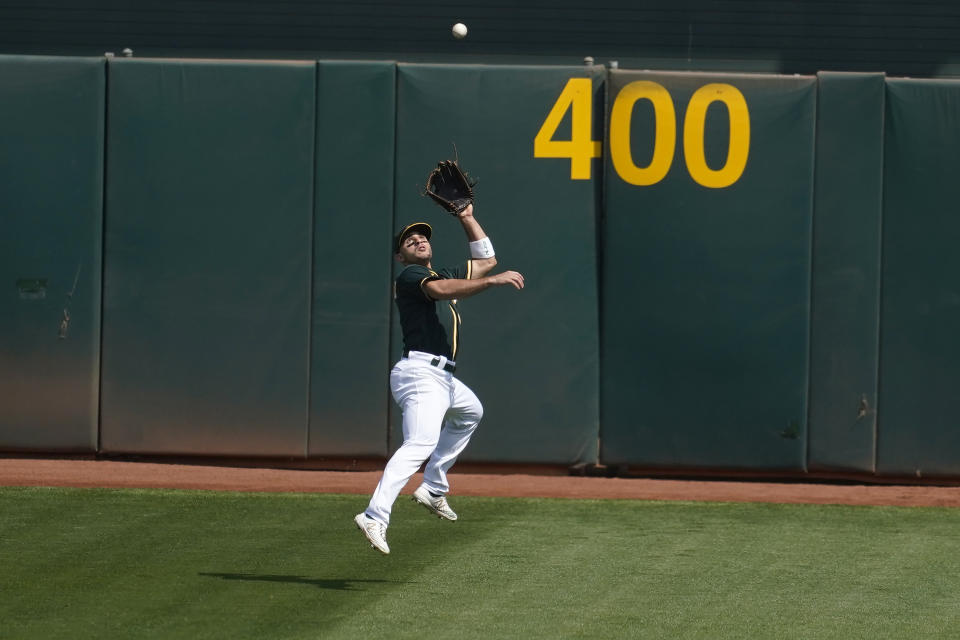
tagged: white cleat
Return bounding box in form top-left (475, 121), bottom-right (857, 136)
top-left (412, 485), bottom-right (458, 521)
top-left (354, 513), bottom-right (390, 554)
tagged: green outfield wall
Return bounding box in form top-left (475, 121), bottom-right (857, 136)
top-left (807, 72), bottom-right (885, 474)
top-left (0, 56), bottom-right (104, 452)
top-left (877, 79), bottom-right (960, 478)
top-left (600, 71), bottom-right (816, 472)
top-left (309, 60), bottom-right (396, 458)
top-left (391, 64), bottom-right (602, 464)
top-left (4, 54), bottom-right (960, 478)
top-left (100, 59), bottom-right (315, 456)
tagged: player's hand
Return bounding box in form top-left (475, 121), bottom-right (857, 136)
top-left (457, 203), bottom-right (474, 219)
top-left (489, 270), bottom-right (525, 290)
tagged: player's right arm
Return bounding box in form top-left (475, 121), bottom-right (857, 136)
top-left (424, 271), bottom-right (524, 301)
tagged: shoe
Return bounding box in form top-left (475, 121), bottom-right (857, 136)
top-left (354, 513), bottom-right (390, 554)
top-left (412, 485), bottom-right (458, 521)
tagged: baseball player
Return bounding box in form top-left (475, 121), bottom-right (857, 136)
top-left (354, 201), bottom-right (524, 554)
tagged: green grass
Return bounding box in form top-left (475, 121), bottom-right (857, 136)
top-left (1, 487), bottom-right (959, 639)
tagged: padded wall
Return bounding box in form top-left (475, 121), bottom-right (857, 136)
top-left (600, 71), bottom-right (816, 470)
top-left (392, 64), bottom-right (603, 464)
top-left (12, 53), bottom-right (960, 480)
top-left (807, 72), bottom-right (885, 473)
top-left (308, 61), bottom-right (396, 457)
top-left (877, 79), bottom-right (960, 478)
top-left (0, 56), bottom-right (104, 451)
top-left (100, 59), bottom-right (316, 456)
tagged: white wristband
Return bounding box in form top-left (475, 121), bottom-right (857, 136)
top-left (469, 237), bottom-right (495, 259)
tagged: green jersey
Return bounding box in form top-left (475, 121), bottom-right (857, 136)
top-left (394, 261), bottom-right (473, 360)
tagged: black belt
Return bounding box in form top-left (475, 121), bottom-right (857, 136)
top-left (431, 357), bottom-right (456, 373)
top-left (403, 350), bottom-right (456, 373)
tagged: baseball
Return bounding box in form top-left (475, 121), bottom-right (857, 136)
top-left (452, 22), bottom-right (468, 39)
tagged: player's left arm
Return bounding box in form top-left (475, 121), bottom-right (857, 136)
top-left (457, 204), bottom-right (498, 278)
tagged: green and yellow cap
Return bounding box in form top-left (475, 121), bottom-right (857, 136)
top-left (394, 222), bottom-right (432, 252)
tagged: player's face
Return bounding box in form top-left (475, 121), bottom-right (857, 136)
top-left (397, 233), bottom-right (432, 264)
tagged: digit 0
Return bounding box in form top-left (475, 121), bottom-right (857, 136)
top-left (609, 81), bottom-right (676, 186)
top-left (683, 83), bottom-right (750, 188)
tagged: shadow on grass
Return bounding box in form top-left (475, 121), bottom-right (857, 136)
top-left (199, 572), bottom-right (396, 591)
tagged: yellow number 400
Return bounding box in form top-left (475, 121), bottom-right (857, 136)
top-left (534, 77), bottom-right (751, 188)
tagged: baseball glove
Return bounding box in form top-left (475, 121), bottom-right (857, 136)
top-left (424, 160), bottom-right (476, 215)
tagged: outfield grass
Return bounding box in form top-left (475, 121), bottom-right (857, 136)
top-left (1, 487), bottom-right (959, 639)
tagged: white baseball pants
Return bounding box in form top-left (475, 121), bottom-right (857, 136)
top-left (365, 353), bottom-right (483, 526)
